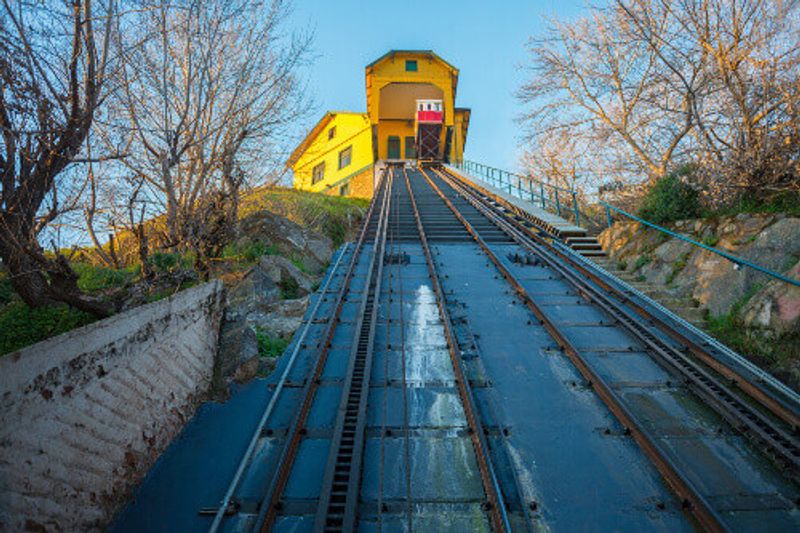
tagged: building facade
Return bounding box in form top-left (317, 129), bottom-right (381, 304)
top-left (289, 50), bottom-right (470, 198)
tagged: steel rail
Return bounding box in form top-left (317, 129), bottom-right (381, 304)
top-left (313, 169), bottom-right (394, 531)
top-left (435, 168), bottom-right (800, 475)
top-left (208, 241), bottom-right (351, 532)
top-left (253, 170), bottom-right (393, 532)
top-left (445, 166), bottom-right (800, 423)
top-left (376, 175), bottom-right (394, 532)
top-left (403, 168), bottom-right (512, 533)
top-left (418, 167), bottom-right (726, 532)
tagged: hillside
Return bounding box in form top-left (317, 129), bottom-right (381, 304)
top-left (0, 187), bottom-right (368, 356)
top-left (598, 214), bottom-right (800, 388)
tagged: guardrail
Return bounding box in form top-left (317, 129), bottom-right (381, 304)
top-left (452, 159), bottom-right (587, 227)
top-left (601, 202), bottom-right (800, 288)
top-left (453, 159), bottom-right (799, 288)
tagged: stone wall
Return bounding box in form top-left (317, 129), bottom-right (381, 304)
top-left (0, 281), bottom-right (225, 532)
top-left (599, 214), bottom-right (800, 316)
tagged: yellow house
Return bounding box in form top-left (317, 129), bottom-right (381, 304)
top-left (289, 50), bottom-right (470, 198)
top-left (366, 50), bottom-right (469, 163)
top-left (287, 112), bottom-right (374, 197)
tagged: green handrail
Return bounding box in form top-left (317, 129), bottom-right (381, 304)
top-left (452, 159), bottom-right (798, 288)
top-left (453, 159), bottom-right (585, 226)
top-left (601, 202), bottom-right (800, 288)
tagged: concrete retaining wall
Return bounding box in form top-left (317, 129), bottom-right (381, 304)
top-left (0, 281), bottom-right (225, 531)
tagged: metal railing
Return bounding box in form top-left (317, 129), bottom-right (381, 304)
top-left (452, 159), bottom-right (586, 226)
top-left (601, 202), bottom-right (800, 288)
top-left (453, 159), bottom-right (799, 288)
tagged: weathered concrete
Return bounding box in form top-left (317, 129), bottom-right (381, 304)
top-left (0, 281), bottom-right (225, 532)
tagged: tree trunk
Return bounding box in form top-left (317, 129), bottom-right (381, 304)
top-left (0, 213), bottom-right (111, 317)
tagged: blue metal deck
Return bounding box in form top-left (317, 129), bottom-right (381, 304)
top-left (111, 169), bottom-right (800, 532)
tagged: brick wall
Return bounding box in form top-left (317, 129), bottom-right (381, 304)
top-left (0, 281), bottom-right (225, 531)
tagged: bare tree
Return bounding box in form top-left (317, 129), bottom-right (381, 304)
top-left (104, 0), bottom-right (310, 254)
top-left (0, 0), bottom-right (116, 316)
top-left (667, 0), bottom-right (800, 199)
top-left (519, 3), bottom-right (695, 183)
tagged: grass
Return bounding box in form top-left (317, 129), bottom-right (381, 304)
top-left (704, 191), bottom-right (800, 218)
top-left (0, 301), bottom-right (96, 355)
top-left (279, 277), bottom-right (300, 300)
top-left (72, 263), bottom-right (138, 293)
top-left (221, 242), bottom-right (279, 263)
top-left (0, 260), bottom-right (199, 355)
top-left (241, 186), bottom-right (369, 247)
top-left (255, 328), bottom-right (289, 358)
top-left (702, 234), bottom-right (720, 247)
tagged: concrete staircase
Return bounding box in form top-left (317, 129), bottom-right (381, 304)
top-left (564, 236), bottom-right (604, 257)
top-left (591, 257), bottom-right (707, 328)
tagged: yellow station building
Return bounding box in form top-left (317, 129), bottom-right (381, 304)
top-left (288, 50), bottom-right (470, 198)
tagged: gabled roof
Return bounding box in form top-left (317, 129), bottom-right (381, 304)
top-left (287, 111), bottom-right (367, 168)
top-left (365, 50), bottom-right (459, 76)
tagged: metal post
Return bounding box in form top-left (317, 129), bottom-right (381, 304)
top-left (540, 183), bottom-right (546, 209)
top-left (572, 191), bottom-right (580, 226)
top-left (528, 179), bottom-right (535, 203)
top-left (605, 204), bottom-right (612, 228)
top-left (555, 190), bottom-right (562, 216)
top-left (517, 176), bottom-right (522, 199)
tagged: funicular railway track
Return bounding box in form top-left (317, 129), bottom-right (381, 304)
top-left (211, 166), bottom-right (800, 532)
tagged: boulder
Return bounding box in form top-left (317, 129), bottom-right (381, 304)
top-left (216, 315), bottom-right (259, 381)
top-left (248, 297), bottom-right (309, 339)
top-left (226, 265), bottom-right (281, 318)
top-left (238, 211), bottom-right (333, 273)
top-left (257, 255), bottom-right (316, 297)
top-left (741, 260), bottom-right (800, 336)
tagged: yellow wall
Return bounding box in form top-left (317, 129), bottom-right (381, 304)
top-left (291, 113), bottom-right (373, 194)
top-left (376, 120), bottom-right (417, 160)
top-left (290, 51), bottom-right (469, 197)
top-left (451, 108), bottom-right (470, 162)
top-left (366, 52), bottom-right (464, 161)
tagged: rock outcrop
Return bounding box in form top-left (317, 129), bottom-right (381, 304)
top-left (599, 214), bottom-right (800, 315)
top-left (598, 214), bottom-right (799, 386)
top-left (216, 213), bottom-right (334, 388)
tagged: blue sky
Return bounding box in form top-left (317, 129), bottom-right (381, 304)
top-left (289, 0), bottom-right (587, 172)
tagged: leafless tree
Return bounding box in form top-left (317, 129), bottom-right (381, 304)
top-left (619, 0), bottom-right (800, 200)
top-left (519, 3), bottom-right (696, 183)
top-left (520, 0), bottom-right (800, 205)
top-left (0, 0), bottom-right (116, 316)
top-left (102, 0), bottom-right (310, 257)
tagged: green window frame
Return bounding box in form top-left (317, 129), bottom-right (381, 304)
top-left (387, 136), bottom-right (401, 159)
top-left (404, 136), bottom-right (416, 159)
top-left (405, 59), bottom-right (418, 72)
top-left (339, 183), bottom-right (350, 196)
top-left (338, 145), bottom-right (352, 170)
top-left (311, 161), bottom-right (325, 185)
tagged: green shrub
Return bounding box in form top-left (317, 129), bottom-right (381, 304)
top-left (151, 252), bottom-right (180, 272)
top-left (706, 190), bottom-right (800, 217)
top-left (73, 263), bottom-right (136, 292)
top-left (638, 168), bottom-right (701, 224)
top-left (633, 254), bottom-right (652, 271)
top-left (0, 302), bottom-right (96, 355)
top-left (255, 329), bottom-right (289, 358)
top-left (222, 241), bottom-right (278, 262)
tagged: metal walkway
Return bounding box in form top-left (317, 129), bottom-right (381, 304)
top-left (114, 166), bottom-right (800, 532)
